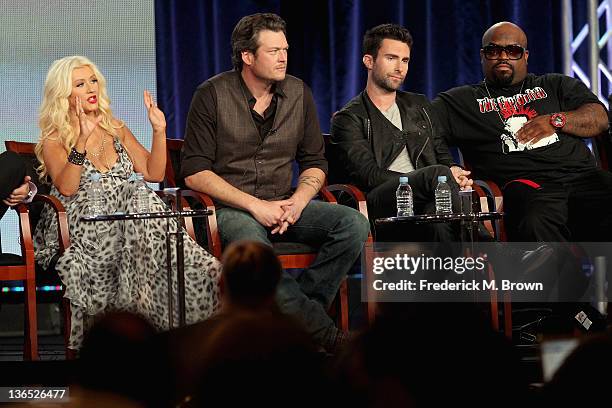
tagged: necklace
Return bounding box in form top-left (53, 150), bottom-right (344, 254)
top-left (87, 132), bottom-right (106, 158)
top-left (87, 132), bottom-right (113, 170)
top-left (483, 78), bottom-right (525, 127)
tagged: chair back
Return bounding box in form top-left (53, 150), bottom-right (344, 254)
top-left (165, 138), bottom-right (184, 188)
top-left (590, 132), bottom-right (610, 171)
top-left (324, 132), bottom-right (347, 186)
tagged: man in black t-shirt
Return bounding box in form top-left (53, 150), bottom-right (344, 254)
top-left (432, 22), bottom-right (612, 242)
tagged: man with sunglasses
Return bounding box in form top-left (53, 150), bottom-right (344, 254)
top-left (432, 22), bottom-right (611, 242)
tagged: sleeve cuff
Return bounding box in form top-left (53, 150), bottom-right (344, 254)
top-left (23, 181), bottom-right (37, 203)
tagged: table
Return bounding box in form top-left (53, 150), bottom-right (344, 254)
top-left (372, 211), bottom-right (505, 321)
top-left (375, 211), bottom-right (503, 226)
top-left (82, 202), bottom-right (212, 328)
top-left (375, 212), bottom-right (503, 243)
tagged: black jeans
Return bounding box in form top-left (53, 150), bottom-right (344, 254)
top-left (503, 169), bottom-right (612, 242)
top-left (366, 164), bottom-right (460, 242)
top-left (0, 150), bottom-right (27, 219)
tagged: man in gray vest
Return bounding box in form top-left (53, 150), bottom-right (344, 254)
top-left (181, 13), bottom-right (370, 353)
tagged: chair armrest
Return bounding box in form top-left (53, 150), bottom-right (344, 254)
top-left (322, 184), bottom-right (373, 244)
top-left (324, 184), bottom-right (369, 221)
top-left (472, 180), bottom-right (505, 241)
top-left (179, 190), bottom-right (222, 259)
top-left (31, 194), bottom-right (70, 254)
top-left (13, 203), bottom-right (35, 268)
top-left (316, 186), bottom-right (338, 204)
top-left (474, 180), bottom-right (503, 213)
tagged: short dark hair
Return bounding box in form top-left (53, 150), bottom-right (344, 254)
top-left (231, 13), bottom-right (287, 71)
top-left (362, 24), bottom-right (413, 59)
top-left (222, 241), bottom-right (282, 307)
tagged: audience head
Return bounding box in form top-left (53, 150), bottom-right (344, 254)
top-left (191, 313), bottom-right (325, 407)
top-left (36, 55), bottom-right (116, 179)
top-left (546, 332), bottom-right (612, 405)
top-left (231, 13), bottom-right (288, 78)
top-left (334, 303), bottom-right (527, 408)
top-left (362, 24), bottom-right (413, 92)
top-left (480, 22), bottom-right (529, 87)
top-left (77, 311), bottom-right (171, 407)
top-left (220, 240), bottom-right (282, 309)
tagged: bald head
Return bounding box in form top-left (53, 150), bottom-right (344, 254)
top-left (480, 21), bottom-right (529, 86)
top-left (482, 22), bottom-right (528, 48)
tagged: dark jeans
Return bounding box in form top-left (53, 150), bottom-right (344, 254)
top-left (503, 169), bottom-right (612, 242)
top-left (216, 200), bottom-right (370, 345)
top-left (366, 164), bottom-right (460, 242)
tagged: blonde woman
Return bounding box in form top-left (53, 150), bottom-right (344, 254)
top-left (33, 56), bottom-right (221, 351)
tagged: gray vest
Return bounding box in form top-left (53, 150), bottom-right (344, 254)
top-left (209, 71), bottom-right (304, 201)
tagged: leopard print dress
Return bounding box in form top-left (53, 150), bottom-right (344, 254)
top-left (34, 138), bottom-right (221, 350)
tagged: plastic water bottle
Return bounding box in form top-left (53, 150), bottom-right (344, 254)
top-left (435, 175), bottom-right (453, 214)
top-left (132, 173), bottom-right (149, 213)
top-left (396, 176), bottom-right (414, 217)
top-left (88, 173), bottom-right (104, 216)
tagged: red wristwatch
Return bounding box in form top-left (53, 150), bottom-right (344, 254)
top-left (549, 113), bottom-right (567, 130)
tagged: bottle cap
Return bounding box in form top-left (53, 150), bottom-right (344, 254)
top-left (437, 175), bottom-right (447, 182)
top-left (399, 176), bottom-right (409, 184)
top-left (90, 173), bottom-right (101, 182)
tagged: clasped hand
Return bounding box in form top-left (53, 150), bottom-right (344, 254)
top-left (250, 197), bottom-right (307, 235)
top-left (450, 166), bottom-right (473, 190)
top-left (3, 176), bottom-right (31, 206)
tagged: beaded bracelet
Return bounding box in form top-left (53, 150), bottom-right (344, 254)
top-left (68, 147), bottom-right (86, 165)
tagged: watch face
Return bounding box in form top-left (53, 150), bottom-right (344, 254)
top-left (551, 113), bottom-right (566, 128)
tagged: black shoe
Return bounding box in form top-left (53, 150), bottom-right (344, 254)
top-left (517, 244), bottom-right (556, 281)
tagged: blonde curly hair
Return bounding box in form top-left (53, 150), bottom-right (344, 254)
top-left (35, 55), bottom-right (123, 180)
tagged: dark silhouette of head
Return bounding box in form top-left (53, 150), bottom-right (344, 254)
top-left (220, 240), bottom-right (282, 310)
top-left (333, 303), bottom-right (527, 408)
top-left (77, 311), bottom-right (171, 407)
top-left (191, 313), bottom-right (325, 407)
top-left (546, 332), bottom-right (612, 405)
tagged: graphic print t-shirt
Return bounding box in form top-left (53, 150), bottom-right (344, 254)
top-left (432, 74), bottom-right (600, 186)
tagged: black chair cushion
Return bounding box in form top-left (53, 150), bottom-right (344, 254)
top-left (0, 253), bottom-right (24, 266)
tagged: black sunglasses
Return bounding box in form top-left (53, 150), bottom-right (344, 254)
top-left (481, 44), bottom-right (525, 60)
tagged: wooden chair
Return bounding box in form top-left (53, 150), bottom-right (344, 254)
top-left (0, 201), bottom-right (38, 360)
top-left (4, 141), bottom-right (71, 359)
top-left (164, 138), bottom-right (375, 331)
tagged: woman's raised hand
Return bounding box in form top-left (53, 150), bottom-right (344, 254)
top-left (75, 96), bottom-right (102, 141)
top-left (144, 90), bottom-right (166, 132)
